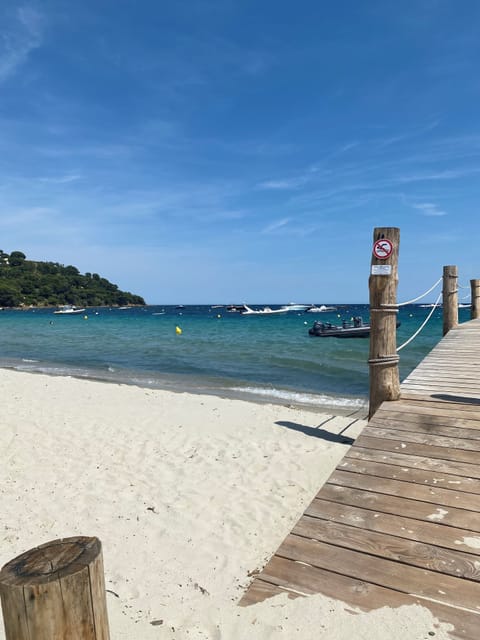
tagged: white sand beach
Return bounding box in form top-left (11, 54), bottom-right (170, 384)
top-left (0, 369), bottom-right (453, 639)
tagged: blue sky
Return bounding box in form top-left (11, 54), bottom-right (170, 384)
top-left (1, 1), bottom-right (480, 304)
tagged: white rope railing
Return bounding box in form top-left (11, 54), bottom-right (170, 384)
top-left (396, 291), bottom-right (443, 352)
top-left (457, 281), bottom-right (472, 301)
top-left (396, 277), bottom-right (442, 307)
top-left (376, 273), bottom-right (468, 353)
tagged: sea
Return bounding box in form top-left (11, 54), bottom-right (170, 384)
top-left (0, 304), bottom-right (470, 415)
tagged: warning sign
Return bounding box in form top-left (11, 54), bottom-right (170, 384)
top-left (373, 238), bottom-right (393, 260)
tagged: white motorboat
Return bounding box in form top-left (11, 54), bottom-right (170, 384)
top-left (226, 304), bottom-right (248, 313)
top-left (280, 303), bottom-right (311, 312)
top-left (305, 304), bottom-right (338, 312)
top-left (53, 305), bottom-right (86, 315)
top-left (241, 305), bottom-right (288, 315)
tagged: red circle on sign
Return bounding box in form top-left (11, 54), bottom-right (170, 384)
top-left (373, 238), bottom-right (393, 260)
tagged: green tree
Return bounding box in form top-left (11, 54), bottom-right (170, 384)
top-left (64, 265), bottom-right (80, 276)
top-left (9, 251), bottom-right (26, 267)
top-left (0, 282), bottom-right (22, 306)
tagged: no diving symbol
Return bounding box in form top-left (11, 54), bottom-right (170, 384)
top-left (373, 238), bottom-right (393, 260)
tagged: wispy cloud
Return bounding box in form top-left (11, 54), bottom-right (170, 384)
top-left (261, 217), bottom-right (291, 233)
top-left (257, 179), bottom-right (299, 190)
top-left (397, 168), bottom-right (480, 183)
top-left (198, 209), bottom-right (246, 223)
top-left (38, 174), bottom-right (82, 184)
top-left (0, 205), bottom-right (60, 229)
top-left (376, 119), bottom-right (441, 149)
top-left (0, 5), bottom-right (45, 82)
top-left (413, 202), bottom-right (447, 216)
top-left (336, 142), bottom-right (360, 154)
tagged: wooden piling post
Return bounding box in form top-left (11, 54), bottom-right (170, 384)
top-left (442, 265), bottom-right (458, 335)
top-left (471, 279), bottom-right (480, 320)
top-left (368, 227), bottom-right (400, 420)
top-left (0, 536), bottom-right (110, 640)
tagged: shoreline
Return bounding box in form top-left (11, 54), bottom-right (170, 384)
top-left (0, 368), bottom-right (452, 639)
top-left (0, 358), bottom-right (369, 417)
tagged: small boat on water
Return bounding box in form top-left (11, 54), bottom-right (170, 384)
top-left (280, 303), bottom-right (311, 312)
top-left (226, 304), bottom-right (248, 313)
top-left (241, 305), bottom-right (288, 315)
top-left (309, 316), bottom-right (401, 338)
top-left (53, 305), bottom-right (86, 315)
top-left (305, 304), bottom-right (337, 313)
top-left (309, 316), bottom-right (371, 338)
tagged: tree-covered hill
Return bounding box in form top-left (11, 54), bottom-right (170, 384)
top-left (0, 250), bottom-right (146, 308)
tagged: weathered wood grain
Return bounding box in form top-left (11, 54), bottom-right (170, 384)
top-left (328, 468), bottom-right (480, 510)
top-left (306, 498), bottom-right (480, 554)
top-left (293, 515), bottom-right (480, 580)
top-left (276, 534), bottom-right (480, 611)
top-left (336, 457), bottom-right (480, 495)
top-left (242, 558), bottom-right (479, 639)
top-left (0, 536), bottom-right (110, 640)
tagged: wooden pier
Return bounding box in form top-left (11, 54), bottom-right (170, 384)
top-left (240, 319), bottom-right (480, 639)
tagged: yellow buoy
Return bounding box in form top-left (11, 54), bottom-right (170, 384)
top-left (175, 325), bottom-right (182, 335)
top-left (83, 315), bottom-right (88, 320)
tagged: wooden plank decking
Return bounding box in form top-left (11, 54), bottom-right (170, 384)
top-left (240, 319), bottom-right (480, 639)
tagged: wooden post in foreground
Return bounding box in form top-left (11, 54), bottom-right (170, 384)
top-left (442, 265), bottom-right (458, 335)
top-left (368, 227), bottom-right (400, 419)
top-left (0, 536), bottom-right (110, 640)
top-left (471, 279), bottom-right (480, 320)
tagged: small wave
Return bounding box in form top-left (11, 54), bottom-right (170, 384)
top-left (230, 386), bottom-right (367, 409)
top-left (127, 376), bottom-right (159, 386)
top-left (21, 358), bottom-right (39, 363)
top-left (13, 360), bottom-right (91, 379)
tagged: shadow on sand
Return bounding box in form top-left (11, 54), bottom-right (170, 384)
top-left (275, 420), bottom-right (355, 444)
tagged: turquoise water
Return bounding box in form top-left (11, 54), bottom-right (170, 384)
top-left (0, 304), bottom-right (470, 412)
